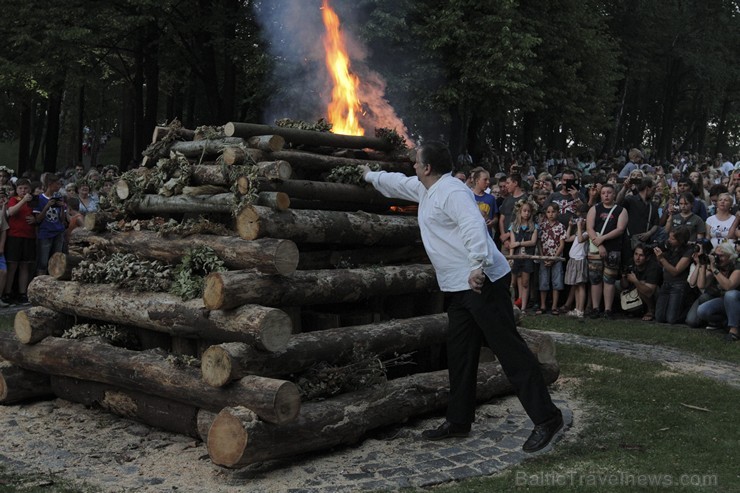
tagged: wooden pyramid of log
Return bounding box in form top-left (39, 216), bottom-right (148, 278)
top-left (0, 121), bottom-right (559, 469)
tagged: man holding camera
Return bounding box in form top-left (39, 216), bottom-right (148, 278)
top-left (545, 170), bottom-right (586, 228)
top-left (621, 244), bottom-right (661, 321)
top-left (616, 176), bottom-right (659, 250)
top-left (33, 174), bottom-right (67, 275)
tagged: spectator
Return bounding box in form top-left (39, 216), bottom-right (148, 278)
top-left (470, 167), bottom-right (498, 237)
top-left (498, 173), bottom-right (528, 251)
top-left (664, 192), bottom-right (705, 242)
top-left (653, 226), bottom-right (693, 324)
top-left (706, 192), bottom-right (737, 247)
top-left (586, 183), bottom-right (628, 319)
top-left (694, 242), bottom-right (740, 342)
top-left (509, 199), bottom-right (538, 314)
top-left (33, 174), bottom-right (67, 275)
top-left (545, 170), bottom-right (586, 227)
top-left (563, 204), bottom-right (590, 318)
top-left (537, 204), bottom-right (566, 315)
top-left (75, 179), bottom-right (99, 215)
top-left (618, 148), bottom-right (644, 178)
top-left (617, 176), bottom-right (659, 251)
top-left (0, 190), bottom-right (9, 307)
top-left (621, 244), bottom-right (661, 321)
top-left (4, 178), bottom-right (36, 305)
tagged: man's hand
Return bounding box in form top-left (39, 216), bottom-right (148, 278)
top-left (468, 268), bottom-right (485, 293)
top-left (359, 165), bottom-right (371, 181)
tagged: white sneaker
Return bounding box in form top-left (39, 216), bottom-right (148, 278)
top-left (567, 309), bottom-right (584, 318)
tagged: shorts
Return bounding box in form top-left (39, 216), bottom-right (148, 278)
top-left (0, 255), bottom-right (6, 271)
top-left (539, 261), bottom-right (564, 291)
top-left (512, 259), bottom-right (535, 275)
top-left (6, 236), bottom-right (36, 263)
top-left (588, 254), bottom-right (619, 285)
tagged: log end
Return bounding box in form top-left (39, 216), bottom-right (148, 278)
top-left (0, 373), bottom-right (8, 402)
top-left (207, 407), bottom-right (254, 468)
top-left (236, 176), bottom-right (250, 195)
top-left (201, 345), bottom-right (234, 388)
top-left (275, 161), bottom-right (293, 181)
top-left (13, 310), bottom-right (33, 344)
top-left (223, 122), bottom-right (236, 138)
top-left (274, 381), bottom-right (301, 424)
top-left (115, 179), bottom-right (131, 200)
top-left (48, 252), bottom-right (69, 280)
top-left (259, 309), bottom-right (293, 353)
top-left (272, 240), bottom-right (299, 277)
top-left (235, 205), bottom-right (261, 241)
top-left (203, 273), bottom-right (226, 310)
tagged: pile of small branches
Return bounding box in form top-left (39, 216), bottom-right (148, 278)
top-left (72, 253), bottom-right (174, 292)
top-left (169, 245), bottom-right (227, 301)
top-left (62, 323), bottom-right (140, 349)
top-left (157, 153), bottom-right (192, 197)
top-left (141, 119), bottom-right (185, 161)
top-left (155, 216), bottom-right (235, 237)
top-left (106, 217), bottom-right (171, 233)
top-left (275, 118), bottom-right (332, 132)
top-left (293, 349), bottom-right (414, 401)
top-left (375, 127), bottom-right (409, 151)
top-left (194, 125), bottom-right (225, 140)
top-left (326, 163), bottom-right (382, 186)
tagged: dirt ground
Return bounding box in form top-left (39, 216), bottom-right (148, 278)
top-left (0, 381), bottom-right (582, 492)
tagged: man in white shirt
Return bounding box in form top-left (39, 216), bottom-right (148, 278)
top-left (362, 141), bottom-right (563, 453)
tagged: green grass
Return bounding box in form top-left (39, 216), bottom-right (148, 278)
top-left (521, 315), bottom-right (740, 365)
top-left (429, 344), bottom-right (739, 492)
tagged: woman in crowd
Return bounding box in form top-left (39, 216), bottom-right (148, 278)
top-left (75, 179), bottom-right (99, 215)
top-left (653, 226), bottom-right (693, 324)
top-left (694, 242), bottom-right (740, 342)
top-left (706, 192), bottom-right (737, 246)
top-left (3, 178), bottom-right (36, 305)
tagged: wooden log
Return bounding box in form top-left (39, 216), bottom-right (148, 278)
top-left (252, 178), bottom-right (414, 208)
top-left (50, 375), bottom-right (210, 439)
top-left (256, 192), bottom-right (290, 211)
top-left (224, 122), bottom-right (394, 152)
top-left (254, 161), bottom-right (292, 180)
top-left (14, 306), bottom-right (73, 345)
top-left (127, 192), bottom-right (234, 215)
top-left (84, 212), bottom-right (125, 232)
top-left (190, 165), bottom-right (250, 188)
top-left (203, 264), bottom-right (437, 310)
top-left (235, 205), bottom-right (420, 245)
top-left (296, 245), bottom-right (428, 270)
top-left (27, 276), bottom-right (292, 352)
top-left (169, 138), bottom-right (245, 159)
top-left (269, 149), bottom-right (412, 175)
top-left (247, 135), bottom-right (285, 152)
top-left (0, 333), bottom-right (301, 424)
top-left (285, 198), bottom-right (388, 213)
top-left (207, 361), bottom-right (560, 467)
top-left (48, 252), bottom-right (83, 280)
top-left (152, 126), bottom-right (196, 143)
top-left (70, 229), bottom-right (299, 276)
top-left (200, 314), bottom-right (556, 385)
top-left (0, 362), bottom-right (53, 404)
top-left (222, 146), bottom-right (266, 166)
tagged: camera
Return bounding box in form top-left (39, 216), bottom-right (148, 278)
top-left (623, 265), bottom-right (634, 275)
top-left (563, 179), bottom-right (580, 190)
top-left (693, 238), bottom-right (713, 264)
top-left (649, 241), bottom-right (669, 252)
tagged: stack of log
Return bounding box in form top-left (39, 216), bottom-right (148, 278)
top-left (0, 121), bottom-right (559, 469)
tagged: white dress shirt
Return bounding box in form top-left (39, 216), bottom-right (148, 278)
top-left (365, 171), bottom-right (510, 292)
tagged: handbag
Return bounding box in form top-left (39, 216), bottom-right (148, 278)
top-left (620, 288), bottom-right (643, 312)
top-left (628, 202), bottom-right (653, 250)
top-left (588, 205), bottom-right (617, 258)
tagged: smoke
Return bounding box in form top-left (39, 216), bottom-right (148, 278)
top-left (253, 0), bottom-right (412, 144)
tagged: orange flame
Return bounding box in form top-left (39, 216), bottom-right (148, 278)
top-left (321, 0), bottom-right (364, 136)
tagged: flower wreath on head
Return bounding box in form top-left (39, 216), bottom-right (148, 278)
top-left (75, 178), bottom-right (94, 191)
top-left (513, 197), bottom-right (539, 217)
top-left (0, 166), bottom-right (15, 176)
top-left (102, 165), bottom-right (119, 177)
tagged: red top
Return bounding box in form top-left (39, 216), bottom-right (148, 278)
top-left (7, 197), bottom-right (36, 238)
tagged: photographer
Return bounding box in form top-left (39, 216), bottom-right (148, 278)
top-left (617, 176), bottom-right (658, 251)
top-left (33, 174), bottom-right (67, 275)
top-left (653, 226), bottom-right (694, 324)
top-left (693, 242), bottom-right (740, 342)
top-left (621, 244), bottom-right (661, 321)
top-left (664, 192), bottom-right (705, 242)
top-left (545, 170), bottom-right (586, 227)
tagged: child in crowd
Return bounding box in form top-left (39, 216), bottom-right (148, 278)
top-left (537, 204), bottom-right (567, 314)
top-left (563, 204), bottom-right (590, 318)
top-left (509, 199), bottom-right (538, 313)
top-left (33, 174), bottom-right (67, 275)
top-left (0, 190), bottom-right (10, 307)
top-left (64, 197), bottom-right (84, 252)
top-left (4, 178), bottom-right (36, 305)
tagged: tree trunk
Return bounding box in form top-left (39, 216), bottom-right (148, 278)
top-left (0, 333), bottom-right (300, 423)
top-left (207, 361), bottom-right (560, 467)
top-left (14, 306), bottom-right (73, 344)
top-left (203, 264), bottom-right (437, 310)
top-left (27, 276), bottom-right (292, 352)
top-left (50, 375), bottom-right (213, 440)
top-left (152, 126), bottom-right (196, 143)
top-left (69, 229), bottom-right (299, 276)
top-left (155, 138), bottom-right (244, 160)
top-left (44, 91), bottom-right (63, 172)
top-left (296, 245), bottom-right (428, 270)
top-left (250, 178), bottom-right (414, 209)
top-left (224, 122), bottom-right (394, 152)
top-left (247, 135), bottom-right (285, 152)
top-left (48, 252), bottom-right (83, 280)
top-left (269, 149), bottom-right (413, 175)
top-left (0, 362), bottom-right (53, 404)
top-left (234, 205), bottom-right (420, 245)
top-left (126, 192), bottom-right (234, 215)
top-left (222, 146), bottom-right (265, 165)
top-left (83, 211), bottom-right (126, 232)
top-left (256, 192), bottom-right (290, 211)
top-left (201, 314), bottom-right (556, 385)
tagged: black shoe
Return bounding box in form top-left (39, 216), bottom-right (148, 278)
top-left (603, 310), bottom-right (614, 320)
top-left (1, 295), bottom-right (14, 306)
top-left (522, 411), bottom-right (563, 453)
top-left (17, 294), bottom-right (30, 306)
top-left (589, 310), bottom-right (601, 319)
top-left (421, 421), bottom-right (471, 441)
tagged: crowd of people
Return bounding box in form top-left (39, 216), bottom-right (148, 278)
top-left (0, 163), bottom-right (119, 307)
top-left (461, 149), bottom-right (740, 343)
